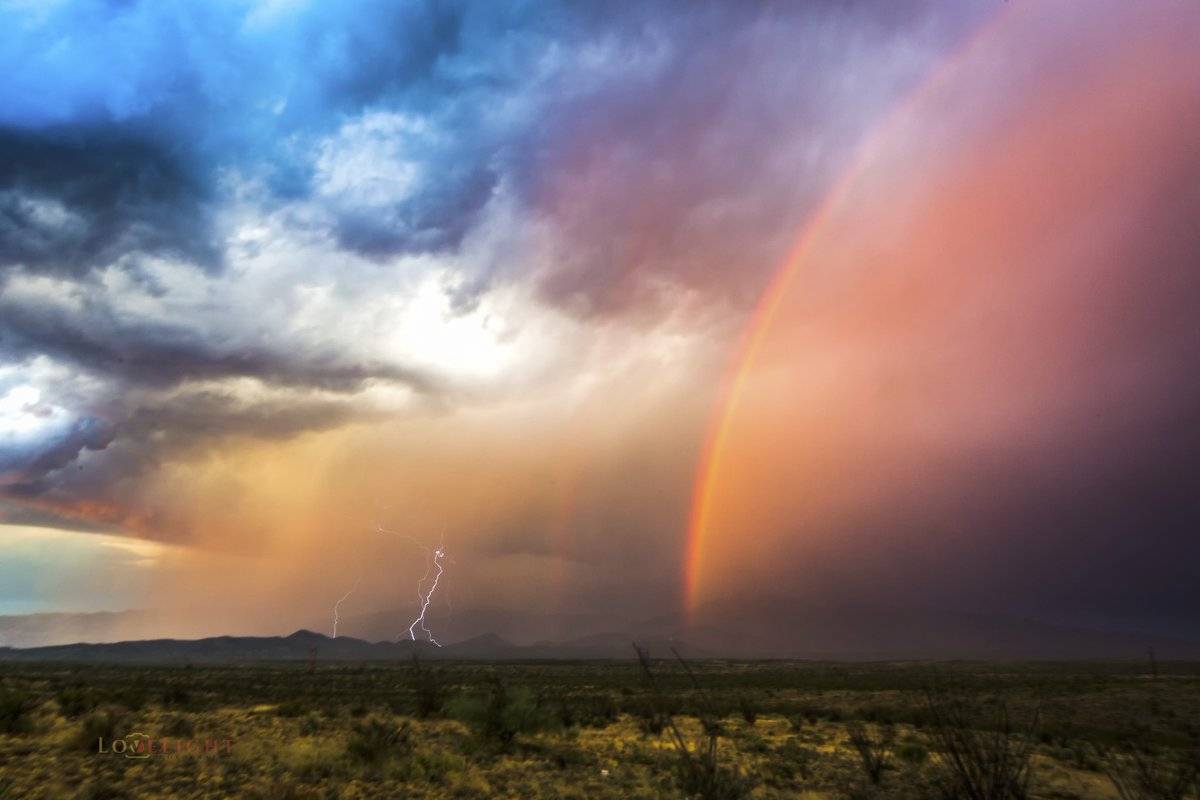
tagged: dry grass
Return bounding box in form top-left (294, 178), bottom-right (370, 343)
top-left (0, 660), bottom-right (1195, 799)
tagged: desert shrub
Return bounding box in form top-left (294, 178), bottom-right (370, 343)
top-left (160, 685), bottom-right (190, 707)
top-left (447, 678), bottom-right (558, 746)
top-left (1103, 741), bottom-right (1200, 800)
top-left (847, 721), bottom-right (895, 785)
top-left (444, 693), bottom-right (485, 723)
top-left (857, 704), bottom-right (898, 725)
top-left (578, 693), bottom-right (620, 728)
top-left (896, 737), bottom-right (929, 765)
top-left (738, 695), bottom-right (758, 726)
top-left (161, 713), bottom-right (194, 738)
top-left (787, 740), bottom-right (821, 780)
top-left (553, 694), bottom-right (577, 728)
top-left (346, 716), bottom-right (412, 765)
top-left (0, 689), bottom-right (35, 735)
top-left (298, 711), bottom-right (323, 736)
top-left (57, 685), bottom-right (97, 718)
top-left (481, 679), bottom-right (517, 744)
top-left (1053, 741), bottom-right (1101, 772)
top-left (925, 688), bottom-right (1038, 800)
top-left (283, 737), bottom-right (346, 782)
top-left (675, 749), bottom-right (757, 800)
top-left (388, 748), bottom-right (468, 783)
top-left (633, 697), bottom-right (667, 736)
top-left (492, 682), bottom-right (556, 741)
top-left (762, 739), bottom-right (820, 785)
top-left (635, 645), bottom-right (755, 800)
top-left (108, 689), bottom-right (145, 713)
top-left (789, 702), bottom-right (826, 725)
top-left (76, 707), bottom-right (124, 752)
top-left (275, 700), bottom-right (305, 717)
top-left (410, 655), bottom-right (445, 718)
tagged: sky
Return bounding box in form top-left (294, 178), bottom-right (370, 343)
top-left (1, 0), bottom-right (1198, 645)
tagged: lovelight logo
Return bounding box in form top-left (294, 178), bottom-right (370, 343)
top-left (96, 733), bottom-right (234, 758)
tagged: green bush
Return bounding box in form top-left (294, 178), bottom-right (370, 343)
top-left (578, 693), bottom-right (620, 729)
top-left (738, 695), bottom-right (758, 726)
top-left (75, 707), bottom-right (124, 752)
top-left (553, 694), bottom-right (577, 728)
top-left (298, 711), bottom-right (323, 736)
top-left (633, 698), bottom-right (667, 736)
top-left (57, 686), bottom-right (97, 718)
top-left (275, 700), bottom-right (305, 717)
top-left (925, 690), bottom-right (1038, 800)
top-left (410, 656), bottom-right (446, 719)
top-left (346, 716), bottom-right (412, 765)
top-left (0, 689), bottom-right (35, 735)
top-left (160, 685), bottom-right (190, 707)
top-left (847, 721), bottom-right (895, 785)
top-left (1104, 743), bottom-right (1200, 800)
top-left (634, 645), bottom-right (755, 800)
top-left (773, 740), bottom-right (819, 781)
top-left (446, 679), bottom-right (557, 746)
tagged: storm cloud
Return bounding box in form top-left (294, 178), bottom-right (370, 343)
top-left (4, 0), bottom-right (1197, 645)
top-left (0, 0), bottom-right (983, 510)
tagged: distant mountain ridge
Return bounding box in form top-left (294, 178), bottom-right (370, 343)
top-left (0, 629), bottom-right (690, 664)
top-left (2, 599), bottom-right (1198, 663)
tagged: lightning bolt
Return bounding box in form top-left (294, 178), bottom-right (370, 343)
top-left (376, 524), bottom-right (450, 647)
top-left (408, 545), bottom-right (446, 646)
top-left (331, 578), bottom-right (360, 639)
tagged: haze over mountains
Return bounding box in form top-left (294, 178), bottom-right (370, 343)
top-left (3, 597), bottom-right (1198, 662)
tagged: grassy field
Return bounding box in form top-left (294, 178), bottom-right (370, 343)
top-left (1, 658), bottom-right (1198, 799)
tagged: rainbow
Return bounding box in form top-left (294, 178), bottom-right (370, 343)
top-left (681, 5), bottom-right (1019, 617)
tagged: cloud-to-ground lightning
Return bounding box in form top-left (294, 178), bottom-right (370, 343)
top-left (408, 544), bottom-right (447, 646)
top-left (375, 524), bottom-right (451, 647)
top-left (331, 578), bottom-right (360, 639)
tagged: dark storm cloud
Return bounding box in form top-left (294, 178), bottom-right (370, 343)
top-left (0, 0), bottom-right (986, 280)
top-left (0, 416), bottom-right (113, 493)
top-left (0, 274), bottom-right (439, 495)
top-left (0, 0), bottom-right (521, 269)
top-left (74, 389), bottom-right (371, 493)
top-left (0, 288), bottom-right (437, 394)
top-left (0, 0), bottom-right (987, 526)
top-left (0, 127), bottom-right (220, 277)
top-left (523, 1), bottom-right (987, 316)
top-left (3, 389), bottom-right (376, 535)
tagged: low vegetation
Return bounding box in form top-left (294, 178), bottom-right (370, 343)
top-left (0, 658), bottom-right (1196, 798)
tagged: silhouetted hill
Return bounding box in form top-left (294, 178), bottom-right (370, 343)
top-left (0, 631), bottom-right (434, 664)
top-left (3, 599), bottom-right (1198, 663)
top-left (0, 629), bottom-right (695, 664)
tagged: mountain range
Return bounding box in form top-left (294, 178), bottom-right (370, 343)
top-left (2, 597), bottom-right (1198, 663)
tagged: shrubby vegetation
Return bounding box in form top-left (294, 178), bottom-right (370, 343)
top-left (0, 690), bottom-right (34, 736)
top-left (0, 658), bottom-right (1196, 798)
